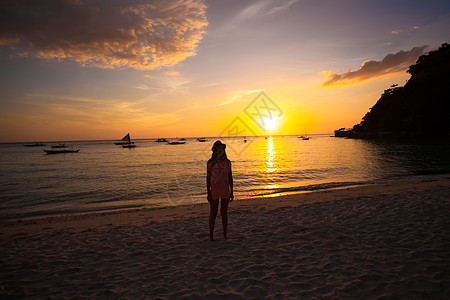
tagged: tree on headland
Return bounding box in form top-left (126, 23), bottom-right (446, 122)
top-left (336, 43), bottom-right (450, 138)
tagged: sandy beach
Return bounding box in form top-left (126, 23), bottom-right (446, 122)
top-left (1, 177), bottom-right (449, 299)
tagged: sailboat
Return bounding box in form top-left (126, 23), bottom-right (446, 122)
top-left (298, 128), bottom-right (310, 140)
top-left (115, 133), bottom-right (135, 146)
top-left (302, 128), bottom-right (310, 140)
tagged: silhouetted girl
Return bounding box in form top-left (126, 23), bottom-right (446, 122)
top-left (207, 140), bottom-right (234, 241)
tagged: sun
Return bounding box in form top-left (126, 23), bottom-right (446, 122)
top-left (264, 117), bottom-right (277, 131)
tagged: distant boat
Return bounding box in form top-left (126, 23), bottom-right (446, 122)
top-left (298, 128), bottom-right (310, 140)
top-left (197, 137), bottom-right (207, 142)
top-left (44, 149), bottom-right (80, 154)
top-left (115, 133), bottom-right (135, 145)
top-left (167, 140), bottom-right (186, 145)
top-left (155, 138), bottom-right (168, 143)
top-left (24, 142), bottom-right (45, 147)
top-left (51, 143), bottom-right (67, 149)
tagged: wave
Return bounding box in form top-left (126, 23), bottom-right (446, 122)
top-left (250, 173), bottom-right (450, 198)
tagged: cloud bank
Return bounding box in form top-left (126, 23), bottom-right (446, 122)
top-left (322, 46), bottom-right (428, 87)
top-left (0, 0), bottom-right (208, 69)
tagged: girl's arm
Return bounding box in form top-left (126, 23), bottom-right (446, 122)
top-left (206, 162), bottom-right (212, 202)
top-left (229, 163), bottom-right (234, 201)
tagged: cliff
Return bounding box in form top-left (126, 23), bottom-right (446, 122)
top-left (335, 43), bottom-right (450, 138)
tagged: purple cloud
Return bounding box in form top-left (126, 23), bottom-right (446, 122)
top-left (322, 46), bottom-right (428, 86)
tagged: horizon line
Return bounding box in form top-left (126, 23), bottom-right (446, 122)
top-left (0, 133), bottom-right (334, 144)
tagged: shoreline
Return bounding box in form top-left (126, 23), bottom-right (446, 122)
top-left (1, 176), bottom-right (449, 298)
top-left (1, 174), bottom-right (448, 237)
top-left (2, 172), bottom-right (449, 223)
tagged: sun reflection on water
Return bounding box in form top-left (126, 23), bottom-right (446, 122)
top-left (265, 137), bottom-right (279, 190)
top-left (266, 136), bottom-right (277, 173)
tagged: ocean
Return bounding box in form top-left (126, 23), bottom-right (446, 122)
top-left (0, 135), bottom-right (449, 220)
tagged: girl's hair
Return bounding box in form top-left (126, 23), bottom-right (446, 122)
top-left (210, 140), bottom-right (228, 161)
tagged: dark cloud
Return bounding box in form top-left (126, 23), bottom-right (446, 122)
top-left (322, 46), bottom-right (428, 86)
top-left (0, 0), bottom-right (208, 69)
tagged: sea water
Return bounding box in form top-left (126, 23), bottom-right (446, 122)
top-left (0, 135), bottom-right (449, 220)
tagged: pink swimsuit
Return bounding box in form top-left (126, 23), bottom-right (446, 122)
top-left (208, 160), bottom-right (231, 200)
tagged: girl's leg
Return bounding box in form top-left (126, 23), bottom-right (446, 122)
top-left (220, 198), bottom-right (229, 239)
top-left (209, 199), bottom-right (219, 241)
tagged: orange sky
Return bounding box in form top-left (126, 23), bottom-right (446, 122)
top-left (0, 0), bottom-right (449, 142)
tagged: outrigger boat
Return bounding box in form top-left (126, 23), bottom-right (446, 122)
top-left (44, 149), bottom-right (80, 154)
top-left (197, 137), bottom-right (207, 142)
top-left (167, 140), bottom-right (186, 145)
top-left (24, 142), bottom-right (45, 147)
top-left (115, 133), bottom-right (135, 146)
top-left (155, 138), bottom-right (167, 142)
top-left (51, 143), bottom-right (67, 148)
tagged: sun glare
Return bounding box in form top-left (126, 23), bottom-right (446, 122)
top-left (264, 118), bottom-right (277, 131)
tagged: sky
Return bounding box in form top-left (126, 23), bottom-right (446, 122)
top-left (0, 0), bottom-right (449, 142)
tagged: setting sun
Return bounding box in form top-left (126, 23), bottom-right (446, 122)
top-left (1, 1), bottom-right (449, 298)
top-left (264, 118), bottom-right (277, 131)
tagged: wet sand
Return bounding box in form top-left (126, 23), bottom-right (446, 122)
top-left (1, 177), bottom-right (449, 298)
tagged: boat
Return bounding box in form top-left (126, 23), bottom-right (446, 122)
top-left (115, 133), bottom-right (135, 145)
top-left (51, 143), bottom-right (67, 148)
top-left (24, 142), bottom-right (45, 147)
top-left (155, 138), bottom-right (167, 143)
top-left (44, 149), bottom-right (80, 154)
top-left (298, 128), bottom-right (310, 140)
top-left (167, 140), bottom-right (186, 145)
top-left (197, 137), bottom-right (207, 142)
top-left (123, 144), bottom-right (136, 148)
